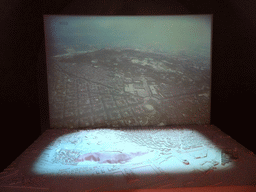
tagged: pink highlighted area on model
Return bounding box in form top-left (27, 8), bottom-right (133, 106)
top-left (75, 151), bottom-right (148, 164)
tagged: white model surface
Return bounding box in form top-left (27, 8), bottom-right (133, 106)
top-left (1, 126), bottom-right (255, 191)
top-left (32, 128), bottom-right (231, 176)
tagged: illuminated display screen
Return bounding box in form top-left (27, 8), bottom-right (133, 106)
top-left (44, 15), bottom-right (212, 129)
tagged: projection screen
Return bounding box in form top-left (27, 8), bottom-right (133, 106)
top-left (44, 15), bottom-right (212, 129)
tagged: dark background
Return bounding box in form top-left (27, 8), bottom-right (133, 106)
top-left (1, 0), bottom-right (255, 172)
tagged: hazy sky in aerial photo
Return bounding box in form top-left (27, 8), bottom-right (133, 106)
top-left (44, 15), bottom-right (212, 55)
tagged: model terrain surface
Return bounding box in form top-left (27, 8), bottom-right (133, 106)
top-left (3, 127), bottom-right (254, 191)
top-left (33, 128), bottom-right (234, 176)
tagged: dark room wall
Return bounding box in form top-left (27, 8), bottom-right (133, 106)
top-left (210, 0), bottom-right (256, 150)
top-left (1, 0), bottom-right (42, 172)
top-left (0, 0), bottom-right (71, 172)
top-left (1, 0), bottom-right (255, 172)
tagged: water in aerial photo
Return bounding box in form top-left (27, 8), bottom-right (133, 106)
top-left (44, 15), bottom-right (212, 128)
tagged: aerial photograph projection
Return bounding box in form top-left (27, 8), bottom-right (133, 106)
top-left (45, 15), bottom-right (212, 129)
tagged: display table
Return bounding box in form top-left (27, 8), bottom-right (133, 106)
top-left (1, 125), bottom-right (255, 191)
